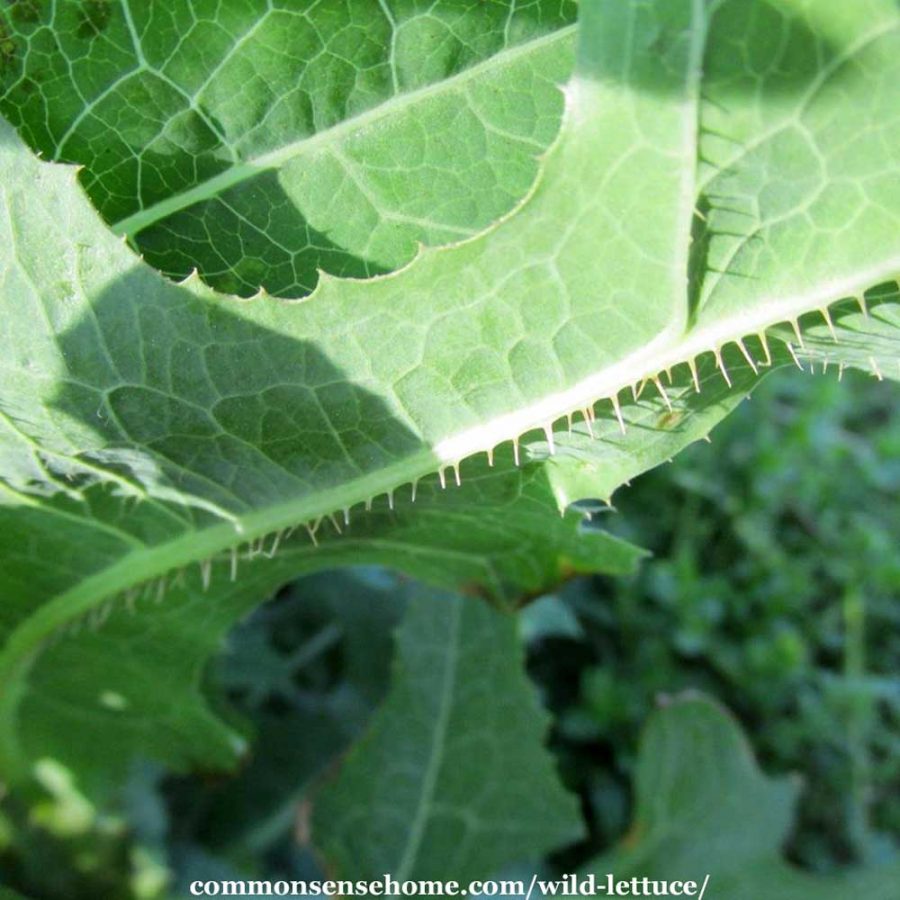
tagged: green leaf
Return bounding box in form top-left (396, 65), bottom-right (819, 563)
top-left (0, 437), bottom-right (643, 795)
top-left (313, 588), bottom-right (582, 880)
top-left (0, 0), bottom-right (576, 297)
top-left (591, 695), bottom-right (900, 898)
top-left (1, 0), bottom-right (900, 793)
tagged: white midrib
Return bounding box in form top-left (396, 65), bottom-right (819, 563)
top-left (0, 263), bottom-right (895, 784)
top-left (0, 256), bottom-right (894, 727)
top-left (436, 257), bottom-right (900, 463)
top-left (110, 26), bottom-right (576, 238)
top-left (394, 597), bottom-right (462, 882)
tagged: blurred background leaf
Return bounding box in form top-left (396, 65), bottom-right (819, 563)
top-left (313, 587), bottom-right (583, 882)
top-left (591, 695), bottom-right (900, 898)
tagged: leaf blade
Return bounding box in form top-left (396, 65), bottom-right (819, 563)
top-left (591, 695), bottom-right (900, 898)
top-left (313, 589), bottom-right (583, 880)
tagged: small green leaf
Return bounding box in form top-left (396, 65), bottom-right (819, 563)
top-left (591, 695), bottom-right (900, 898)
top-left (313, 589), bottom-right (583, 880)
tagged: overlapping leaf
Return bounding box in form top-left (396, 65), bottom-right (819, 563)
top-left (0, 0), bottom-right (577, 296)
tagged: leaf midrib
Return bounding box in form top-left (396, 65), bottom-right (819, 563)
top-left (110, 25), bottom-right (577, 240)
top-left (394, 596), bottom-right (461, 881)
top-left (1, 259), bottom-right (891, 731)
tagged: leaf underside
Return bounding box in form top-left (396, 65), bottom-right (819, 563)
top-left (0, 0), bottom-right (899, 790)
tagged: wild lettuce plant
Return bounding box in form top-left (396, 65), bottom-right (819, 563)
top-left (0, 0), bottom-right (898, 892)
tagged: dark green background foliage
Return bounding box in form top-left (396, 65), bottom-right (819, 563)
top-left (532, 368), bottom-right (900, 871)
top-left (2, 367), bottom-right (896, 899)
